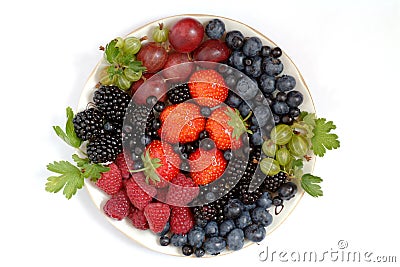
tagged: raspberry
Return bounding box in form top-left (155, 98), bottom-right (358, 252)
top-left (127, 207), bottom-right (149, 230)
top-left (165, 173), bottom-right (199, 206)
top-left (170, 207), bottom-right (194, 235)
top-left (103, 190), bottom-right (130, 220)
top-left (144, 203), bottom-right (171, 234)
top-left (95, 163), bottom-right (123, 195)
top-left (125, 174), bottom-right (155, 210)
top-left (114, 153), bottom-right (134, 179)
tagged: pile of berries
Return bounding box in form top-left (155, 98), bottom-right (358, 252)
top-left (73, 17), bottom-right (302, 256)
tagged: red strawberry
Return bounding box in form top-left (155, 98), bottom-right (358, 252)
top-left (188, 69), bottom-right (228, 107)
top-left (189, 148), bottom-right (227, 185)
top-left (103, 190), bottom-right (130, 220)
top-left (166, 173), bottom-right (199, 206)
top-left (169, 206), bottom-right (194, 235)
top-left (125, 173), bottom-right (156, 210)
top-left (127, 207), bottom-right (149, 230)
top-left (158, 102), bottom-right (206, 144)
top-left (144, 202), bottom-right (171, 233)
top-left (114, 153), bottom-right (134, 179)
top-left (137, 140), bottom-right (180, 185)
top-left (96, 163), bottom-right (123, 195)
top-left (206, 106), bottom-right (251, 150)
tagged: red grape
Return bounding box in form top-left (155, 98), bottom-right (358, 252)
top-left (132, 74), bottom-right (167, 105)
top-left (130, 73), bottom-right (154, 95)
top-left (193, 39), bottom-right (231, 63)
top-left (162, 52), bottom-right (194, 82)
top-left (168, 18), bottom-right (204, 53)
top-left (137, 42), bottom-right (168, 73)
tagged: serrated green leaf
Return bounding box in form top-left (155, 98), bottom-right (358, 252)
top-left (301, 174), bottom-right (323, 197)
top-left (65, 107), bottom-right (82, 148)
top-left (311, 118), bottom-right (340, 157)
top-left (45, 161), bottom-right (83, 199)
top-left (72, 154), bottom-right (109, 180)
top-left (104, 39), bottom-right (120, 64)
top-left (52, 126), bottom-right (71, 146)
top-left (72, 154), bottom-right (88, 168)
top-left (303, 113), bottom-right (316, 127)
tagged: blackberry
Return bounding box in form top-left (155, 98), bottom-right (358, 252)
top-left (262, 171), bottom-right (288, 192)
top-left (124, 104), bottom-right (154, 133)
top-left (73, 108), bottom-right (104, 141)
top-left (93, 85), bottom-right (131, 124)
top-left (87, 134), bottom-right (122, 163)
top-left (167, 83), bottom-right (191, 104)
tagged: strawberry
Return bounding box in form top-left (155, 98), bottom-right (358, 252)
top-left (127, 207), bottom-right (149, 230)
top-left (169, 206), bottom-right (194, 235)
top-left (158, 102), bottom-right (206, 144)
top-left (96, 163), bottom-right (123, 195)
top-left (144, 202), bottom-right (171, 233)
top-left (188, 69), bottom-right (228, 107)
top-left (166, 173), bottom-right (199, 206)
top-left (189, 148), bottom-right (227, 185)
top-left (206, 106), bottom-right (252, 150)
top-left (103, 190), bottom-right (130, 220)
top-left (125, 173), bottom-right (155, 210)
top-left (134, 140), bottom-right (180, 186)
top-left (114, 153), bottom-right (134, 179)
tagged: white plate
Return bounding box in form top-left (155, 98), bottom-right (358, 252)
top-left (78, 14), bottom-right (315, 257)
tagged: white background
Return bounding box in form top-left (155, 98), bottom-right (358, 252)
top-left (1, 0), bottom-right (399, 266)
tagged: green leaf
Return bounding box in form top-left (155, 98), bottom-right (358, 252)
top-left (45, 161), bottom-right (84, 199)
top-left (301, 174), bottom-right (323, 197)
top-left (72, 154), bottom-right (109, 180)
top-left (302, 113), bottom-right (316, 128)
top-left (311, 118), bottom-right (340, 157)
top-left (53, 107), bottom-right (82, 148)
top-left (104, 39), bottom-right (120, 64)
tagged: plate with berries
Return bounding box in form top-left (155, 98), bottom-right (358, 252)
top-left (45, 14), bottom-right (340, 257)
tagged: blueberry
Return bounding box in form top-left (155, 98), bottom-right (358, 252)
top-left (151, 118), bottom-right (161, 131)
top-left (227, 228), bottom-right (245, 251)
top-left (250, 129), bottom-right (263, 146)
top-left (194, 247), bottom-right (205, 257)
top-left (224, 198), bottom-right (244, 219)
top-left (281, 115), bottom-right (293, 125)
top-left (244, 56), bottom-right (262, 78)
top-left (277, 182), bottom-right (297, 200)
top-left (271, 47), bottom-right (282, 58)
top-left (219, 219), bottom-right (236, 237)
top-left (228, 50), bottom-right (245, 70)
top-left (205, 19), bottom-right (225, 39)
top-left (289, 107), bottom-right (301, 118)
top-left (235, 211), bottom-right (252, 229)
top-left (171, 234), bottom-right (188, 247)
top-left (272, 196), bottom-right (284, 206)
top-left (188, 227), bottom-right (205, 248)
top-left (203, 237), bottom-right (226, 255)
top-left (225, 74), bottom-right (237, 88)
top-left (260, 46), bottom-right (271, 57)
top-left (225, 92), bottom-right (243, 108)
top-left (238, 101), bottom-right (252, 118)
top-left (253, 105), bottom-right (272, 127)
top-left (159, 235), bottom-right (170, 246)
top-left (153, 101), bottom-right (165, 112)
top-left (276, 75), bottom-right (296, 92)
top-left (195, 218), bottom-right (208, 228)
top-left (262, 57), bottom-right (283, 76)
top-left (286, 90), bottom-right (303, 107)
top-left (205, 191), bottom-right (216, 202)
top-left (200, 106), bottom-right (212, 117)
top-left (251, 207), bottom-right (273, 227)
top-left (146, 95), bottom-right (158, 106)
top-left (236, 77), bottom-right (258, 100)
top-left (244, 224), bottom-right (266, 242)
top-left (243, 203), bottom-right (256, 211)
top-left (258, 74), bottom-right (276, 95)
top-left (272, 101), bottom-right (290, 115)
top-left (158, 221), bottom-right (170, 236)
top-left (223, 150), bottom-right (232, 161)
top-left (243, 37), bottom-right (262, 57)
top-left (200, 138), bottom-right (215, 151)
top-left (205, 221), bottom-right (219, 237)
top-left (198, 130), bottom-right (209, 140)
top-left (256, 192), bottom-right (272, 208)
top-left (182, 244), bottom-right (194, 256)
top-left (225, 30), bottom-right (245, 50)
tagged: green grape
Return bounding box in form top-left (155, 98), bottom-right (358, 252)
top-left (288, 135), bottom-right (309, 157)
top-left (152, 23), bottom-right (169, 43)
top-left (124, 68), bottom-right (142, 82)
top-left (260, 158), bottom-right (281, 176)
top-left (115, 74), bottom-right (131, 90)
top-left (115, 37), bottom-right (124, 49)
top-left (99, 66), bottom-right (115, 85)
top-left (270, 124), bottom-right (293, 145)
top-left (276, 147), bottom-right (291, 166)
top-left (123, 37), bottom-right (142, 55)
top-left (262, 139), bottom-right (277, 157)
